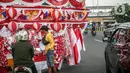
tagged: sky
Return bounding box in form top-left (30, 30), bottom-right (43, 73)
top-left (85, 0), bottom-right (130, 6)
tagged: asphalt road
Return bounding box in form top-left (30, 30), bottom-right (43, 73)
top-left (57, 32), bottom-right (107, 73)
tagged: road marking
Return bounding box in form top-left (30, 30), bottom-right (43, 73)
top-left (94, 39), bottom-right (103, 43)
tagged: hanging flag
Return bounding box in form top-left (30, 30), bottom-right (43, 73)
top-left (76, 27), bottom-right (86, 51)
top-left (68, 27), bottom-right (79, 65)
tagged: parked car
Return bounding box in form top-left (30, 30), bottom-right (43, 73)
top-left (103, 23), bottom-right (130, 73)
top-left (103, 23), bottom-right (120, 38)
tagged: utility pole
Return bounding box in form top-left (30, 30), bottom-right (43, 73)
top-left (97, 0), bottom-right (99, 16)
top-left (92, 0), bottom-right (94, 12)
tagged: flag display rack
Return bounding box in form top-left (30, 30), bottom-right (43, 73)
top-left (0, 0), bottom-right (88, 72)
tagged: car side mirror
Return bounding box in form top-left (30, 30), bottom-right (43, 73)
top-left (102, 37), bottom-right (110, 42)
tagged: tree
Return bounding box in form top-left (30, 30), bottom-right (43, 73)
top-left (110, 3), bottom-right (130, 23)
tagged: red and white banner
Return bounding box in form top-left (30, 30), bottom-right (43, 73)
top-left (0, 0), bottom-right (14, 2)
top-left (47, 0), bottom-right (69, 7)
top-left (68, 28), bottom-right (79, 65)
top-left (21, 0), bottom-right (44, 6)
top-left (0, 0), bottom-right (16, 6)
top-left (69, 0), bottom-right (85, 8)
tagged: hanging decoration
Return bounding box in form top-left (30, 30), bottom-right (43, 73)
top-left (7, 7), bottom-right (17, 19)
top-left (72, 24), bottom-right (79, 29)
top-left (52, 9), bottom-right (61, 21)
top-left (73, 10), bottom-right (89, 21)
top-left (0, 6), bottom-right (89, 22)
top-left (69, 0), bottom-right (85, 8)
top-left (8, 21), bottom-right (18, 34)
top-left (0, 7), bottom-right (7, 22)
top-left (0, 1), bottom-right (90, 71)
top-left (23, 10), bottom-right (42, 20)
top-left (47, 0), bottom-right (69, 7)
top-left (0, 0), bottom-right (15, 6)
top-left (21, 0), bottom-right (44, 6)
top-left (50, 22), bottom-right (61, 32)
top-left (32, 22), bottom-right (41, 33)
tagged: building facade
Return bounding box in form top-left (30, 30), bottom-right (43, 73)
top-left (86, 6), bottom-right (116, 26)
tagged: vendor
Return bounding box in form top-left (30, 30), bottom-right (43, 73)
top-left (0, 36), bottom-right (8, 73)
top-left (41, 25), bottom-right (57, 73)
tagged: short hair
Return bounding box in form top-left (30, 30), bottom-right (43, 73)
top-left (40, 25), bottom-right (48, 31)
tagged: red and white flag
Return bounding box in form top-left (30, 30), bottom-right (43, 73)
top-left (76, 28), bottom-right (86, 51)
top-left (68, 28), bottom-right (80, 65)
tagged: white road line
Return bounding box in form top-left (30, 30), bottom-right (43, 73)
top-left (94, 39), bottom-right (103, 43)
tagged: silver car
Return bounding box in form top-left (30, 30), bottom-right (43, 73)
top-left (103, 24), bottom-right (120, 38)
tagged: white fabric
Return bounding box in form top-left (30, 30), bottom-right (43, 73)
top-left (76, 39), bottom-right (81, 63)
top-left (58, 59), bottom-right (63, 70)
top-left (0, 26), bottom-right (11, 38)
top-left (39, 42), bottom-right (45, 51)
top-left (35, 61), bottom-right (48, 73)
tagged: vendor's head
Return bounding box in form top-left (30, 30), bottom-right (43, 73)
top-left (40, 25), bottom-right (49, 34)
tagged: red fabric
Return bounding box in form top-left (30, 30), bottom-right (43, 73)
top-left (69, 0), bottom-right (85, 8)
top-left (7, 8), bottom-right (17, 19)
top-left (75, 28), bottom-right (83, 48)
top-left (0, 37), bottom-right (8, 67)
top-left (34, 54), bottom-right (46, 62)
top-left (47, 0), bottom-right (69, 6)
top-left (73, 44), bottom-right (78, 65)
top-left (0, 0), bottom-right (14, 2)
top-left (0, 67), bottom-right (8, 73)
top-left (22, 0), bottom-right (42, 3)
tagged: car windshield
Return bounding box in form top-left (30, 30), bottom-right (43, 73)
top-left (107, 25), bottom-right (113, 28)
top-left (107, 24), bottom-right (119, 29)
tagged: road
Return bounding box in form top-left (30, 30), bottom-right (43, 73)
top-left (57, 32), bottom-right (107, 73)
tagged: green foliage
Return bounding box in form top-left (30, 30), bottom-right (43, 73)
top-left (110, 3), bottom-right (130, 23)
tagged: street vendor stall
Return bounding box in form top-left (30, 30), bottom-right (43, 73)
top-left (0, 0), bottom-right (89, 73)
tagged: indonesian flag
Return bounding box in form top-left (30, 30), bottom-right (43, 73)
top-left (76, 28), bottom-right (86, 51)
top-left (68, 28), bottom-right (79, 65)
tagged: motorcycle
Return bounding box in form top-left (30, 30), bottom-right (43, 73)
top-left (91, 30), bottom-right (96, 36)
top-left (14, 66), bottom-right (32, 73)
